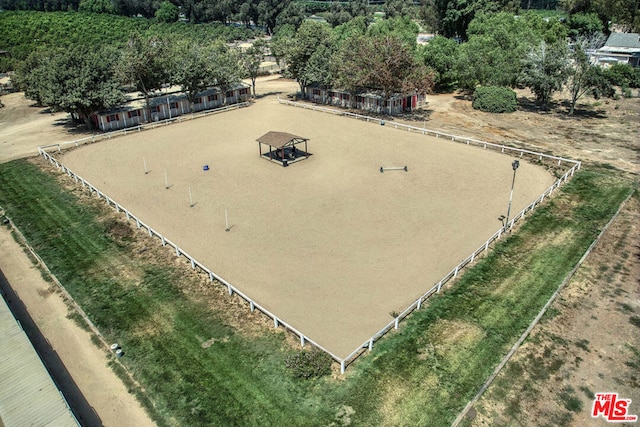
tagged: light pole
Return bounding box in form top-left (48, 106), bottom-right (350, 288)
top-left (504, 159), bottom-right (520, 232)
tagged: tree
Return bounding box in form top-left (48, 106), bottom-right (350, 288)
top-left (367, 16), bottom-right (420, 51)
top-left (118, 33), bottom-right (171, 121)
top-left (26, 45), bottom-right (125, 129)
top-left (275, 1), bottom-right (305, 29)
top-left (240, 39), bottom-right (267, 97)
top-left (13, 49), bottom-right (54, 106)
top-left (78, 0), bottom-right (115, 13)
top-left (211, 46), bottom-right (242, 104)
top-left (431, 0), bottom-right (520, 39)
top-left (331, 35), bottom-right (373, 106)
top-left (418, 35), bottom-right (459, 91)
top-left (455, 12), bottom-right (567, 89)
top-left (383, 0), bottom-right (416, 18)
top-left (155, 0), bottom-right (179, 22)
top-left (282, 21), bottom-right (333, 95)
top-left (170, 39), bottom-right (218, 112)
top-left (257, 0), bottom-right (292, 34)
top-left (518, 41), bottom-right (569, 109)
top-left (367, 35), bottom-right (434, 110)
top-left (562, 0), bottom-right (639, 32)
top-left (565, 37), bottom-right (610, 114)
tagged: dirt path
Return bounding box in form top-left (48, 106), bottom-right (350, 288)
top-left (0, 226), bottom-right (156, 427)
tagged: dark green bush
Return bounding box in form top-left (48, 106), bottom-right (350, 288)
top-left (285, 349), bottom-right (332, 379)
top-left (472, 86), bottom-right (517, 113)
top-left (604, 63), bottom-right (640, 88)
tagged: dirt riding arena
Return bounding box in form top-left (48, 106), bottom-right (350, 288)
top-left (60, 99), bottom-right (554, 358)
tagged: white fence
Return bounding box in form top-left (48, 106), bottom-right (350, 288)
top-left (38, 98), bottom-right (581, 374)
top-left (42, 102), bottom-right (250, 153)
top-left (37, 148), bottom-right (344, 369)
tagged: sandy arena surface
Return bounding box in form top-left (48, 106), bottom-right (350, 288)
top-left (60, 97), bottom-right (554, 358)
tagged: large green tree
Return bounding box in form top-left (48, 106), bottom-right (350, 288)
top-left (155, 0), bottom-right (179, 22)
top-left (13, 49), bottom-right (54, 106)
top-left (455, 12), bottom-right (567, 89)
top-left (170, 39), bottom-right (220, 111)
top-left (418, 35), bottom-right (459, 91)
top-left (367, 35), bottom-right (435, 109)
top-left (240, 39), bottom-right (268, 97)
top-left (118, 33), bottom-right (171, 120)
top-left (20, 45), bottom-right (125, 129)
top-left (281, 20), bottom-right (333, 95)
top-left (518, 41), bottom-right (569, 109)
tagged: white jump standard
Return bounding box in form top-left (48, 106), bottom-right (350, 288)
top-left (380, 166), bottom-right (408, 173)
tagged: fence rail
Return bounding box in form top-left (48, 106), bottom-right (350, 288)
top-left (38, 98), bottom-right (581, 374)
top-left (39, 102), bottom-right (250, 154)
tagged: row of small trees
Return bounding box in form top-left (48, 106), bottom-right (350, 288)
top-left (13, 34), bottom-right (267, 130)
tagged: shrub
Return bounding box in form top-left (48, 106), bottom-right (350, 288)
top-left (472, 86), bottom-right (517, 113)
top-left (285, 349), bottom-right (332, 379)
top-left (604, 63), bottom-right (640, 88)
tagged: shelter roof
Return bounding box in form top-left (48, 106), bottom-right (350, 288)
top-left (256, 131), bottom-right (309, 149)
top-left (605, 32), bottom-right (640, 49)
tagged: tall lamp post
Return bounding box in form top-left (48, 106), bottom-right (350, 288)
top-left (504, 159), bottom-right (520, 232)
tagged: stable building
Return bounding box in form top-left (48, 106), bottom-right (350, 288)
top-left (305, 87), bottom-right (426, 115)
top-left (92, 83), bottom-right (250, 132)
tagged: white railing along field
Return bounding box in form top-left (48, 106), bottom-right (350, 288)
top-left (42, 102), bottom-right (250, 153)
top-left (37, 148), bottom-right (344, 369)
top-left (37, 98), bottom-right (581, 374)
top-left (277, 97), bottom-right (582, 372)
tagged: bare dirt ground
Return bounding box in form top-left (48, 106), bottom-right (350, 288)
top-left (1, 75), bottom-right (638, 425)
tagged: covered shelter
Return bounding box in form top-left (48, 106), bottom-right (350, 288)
top-left (256, 131), bottom-right (311, 167)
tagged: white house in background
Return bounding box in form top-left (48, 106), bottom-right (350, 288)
top-left (92, 83), bottom-right (250, 132)
top-left (592, 32), bottom-right (640, 68)
top-left (304, 87), bottom-right (426, 115)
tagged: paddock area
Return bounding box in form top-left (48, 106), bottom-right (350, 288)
top-left (61, 99), bottom-right (554, 359)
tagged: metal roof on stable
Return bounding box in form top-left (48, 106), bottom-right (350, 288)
top-left (0, 296), bottom-right (78, 427)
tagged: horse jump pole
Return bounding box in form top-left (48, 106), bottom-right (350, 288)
top-left (380, 166), bottom-right (408, 173)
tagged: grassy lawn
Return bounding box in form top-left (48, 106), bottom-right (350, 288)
top-left (0, 158), bottom-right (633, 426)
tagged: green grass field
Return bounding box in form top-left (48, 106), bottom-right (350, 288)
top-left (0, 158), bottom-right (633, 426)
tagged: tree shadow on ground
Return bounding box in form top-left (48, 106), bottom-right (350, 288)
top-left (557, 100), bottom-right (608, 119)
top-left (254, 90), bottom-right (285, 99)
top-left (52, 116), bottom-right (93, 135)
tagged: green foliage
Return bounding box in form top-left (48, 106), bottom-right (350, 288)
top-left (0, 11), bottom-right (260, 67)
top-left (603, 63), bottom-right (640, 88)
top-left (78, 0), bottom-right (115, 14)
top-left (455, 12), bottom-right (567, 89)
top-left (566, 37), bottom-right (613, 114)
top-left (170, 39), bottom-right (236, 110)
top-left (155, 0), bottom-right (179, 23)
top-left (285, 349), bottom-right (332, 379)
top-left (433, 0), bottom-right (520, 39)
top-left (418, 35), bottom-right (460, 91)
top-left (519, 41), bottom-right (569, 108)
top-left (561, 0), bottom-right (639, 33)
top-left (566, 12), bottom-right (603, 39)
top-left (367, 15), bottom-right (419, 51)
top-left (36, 44), bottom-right (125, 128)
top-left (472, 86), bottom-right (517, 113)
